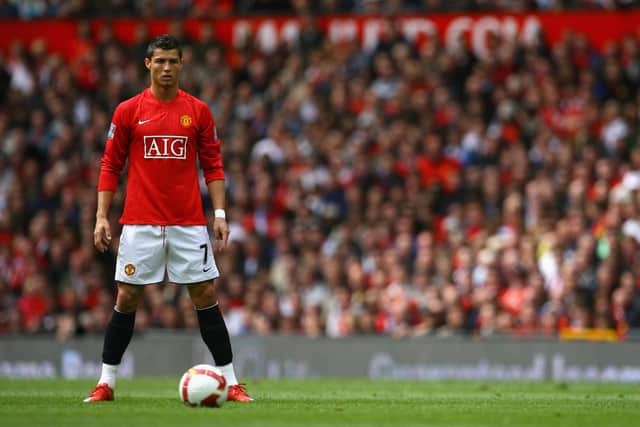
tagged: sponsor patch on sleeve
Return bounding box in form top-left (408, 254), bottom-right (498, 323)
top-left (107, 123), bottom-right (116, 139)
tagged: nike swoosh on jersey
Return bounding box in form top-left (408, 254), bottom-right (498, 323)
top-left (203, 267), bottom-right (212, 272)
top-left (138, 119), bottom-right (153, 125)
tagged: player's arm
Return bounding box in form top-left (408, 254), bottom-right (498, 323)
top-left (208, 179), bottom-right (229, 252)
top-left (198, 104), bottom-right (227, 251)
top-left (95, 190), bottom-right (114, 252)
top-left (95, 106), bottom-right (129, 252)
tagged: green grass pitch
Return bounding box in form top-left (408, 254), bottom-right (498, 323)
top-left (1, 378), bottom-right (639, 427)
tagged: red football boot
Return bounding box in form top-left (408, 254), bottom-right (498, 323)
top-left (227, 384), bottom-right (254, 402)
top-left (83, 383), bottom-right (114, 402)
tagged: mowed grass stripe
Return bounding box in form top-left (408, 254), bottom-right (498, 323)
top-left (0, 378), bottom-right (639, 427)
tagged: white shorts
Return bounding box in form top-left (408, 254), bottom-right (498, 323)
top-left (115, 225), bottom-right (219, 285)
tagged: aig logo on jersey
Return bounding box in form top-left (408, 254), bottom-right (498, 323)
top-left (143, 135), bottom-right (188, 159)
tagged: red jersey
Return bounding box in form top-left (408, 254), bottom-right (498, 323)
top-left (98, 88), bottom-right (224, 225)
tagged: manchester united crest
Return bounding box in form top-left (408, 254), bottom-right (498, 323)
top-left (124, 263), bottom-right (136, 276)
top-left (180, 115), bottom-right (192, 127)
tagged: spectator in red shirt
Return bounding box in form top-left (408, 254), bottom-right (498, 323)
top-left (417, 132), bottom-right (461, 193)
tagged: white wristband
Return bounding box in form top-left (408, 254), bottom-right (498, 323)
top-left (214, 209), bottom-right (226, 219)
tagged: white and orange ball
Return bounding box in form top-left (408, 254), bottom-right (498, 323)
top-left (179, 364), bottom-right (228, 407)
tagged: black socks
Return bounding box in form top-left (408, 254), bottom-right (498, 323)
top-left (196, 304), bottom-right (233, 366)
top-left (101, 305), bottom-right (232, 366)
top-left (102, 308), bottom-right (136, 365)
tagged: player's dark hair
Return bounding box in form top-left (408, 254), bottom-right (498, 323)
top-left (146, 34), bottom-right (182, 59)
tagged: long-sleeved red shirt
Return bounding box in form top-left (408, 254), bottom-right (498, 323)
top-left (98, 88), bottom-right (224, 225)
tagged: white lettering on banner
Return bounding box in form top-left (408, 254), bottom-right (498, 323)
top-left (521, 16), bottom-right (542, 45)
top-left (369, 352), bottom-right (640, 382)
top-left (257, 20), bottom-right (278, 53)
top-left (256, 19), bottom-right (305, 51)
top-left (445, 16), bottom-right (473, 51)
top-left (233, 20), bottom-right (251, 48)
top-left (245, 15), bottom-right (543, 58)
top-left (502, 16), bottom-right (519, 41)
top-left (471, 16), bottom-right (502, 59)
top-left (0, 351), bottom-right (135, 378)
top-left (0, 360), bottom-right (56, 377)
top-left (61, 349), bottom-right (134, 379)
top-left (402, 18), bottom-right (437, 43)
top-left (281, 20), bottom-right (300, 46)
top-left (369, 353), bottom-right (546, 381)
top-left (552, 354), bottom-right (640, 383)
top-left (363, 19), bottom-right (384, 51)
top-left (328, 19), bottom-right (358, 43)
top-left (143, 135), bottom-right (188, 159)
top-left (266, 359), bottom-right (310, 378)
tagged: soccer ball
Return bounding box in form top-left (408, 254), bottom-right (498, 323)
top-left (179, 364), bottom-right (228, 407)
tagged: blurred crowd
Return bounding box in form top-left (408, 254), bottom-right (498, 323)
top-left (0, 0), bottom-right (638, 19)
top-left (2, 6), bottom-right (640, 341)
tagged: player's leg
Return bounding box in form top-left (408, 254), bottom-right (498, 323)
top-left (167, 225), bottom-right (253, 402)
top-left (187, 282), bottom-right (253, 402)
top-left (85, 225), bottom-right (166, 403)
top-left (84, 283), bottom-right (145, 403)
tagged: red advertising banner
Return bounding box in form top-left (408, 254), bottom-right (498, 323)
top-left (0, 11), bottom-right (639, 62)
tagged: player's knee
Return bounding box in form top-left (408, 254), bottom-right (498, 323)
top-left (189, 282), bottom-right (216, 309)
top-left (115, 283), bottom-right (144, 312)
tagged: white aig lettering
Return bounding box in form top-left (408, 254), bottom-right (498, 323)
top-left (143, 135), bottom-right (188, 159)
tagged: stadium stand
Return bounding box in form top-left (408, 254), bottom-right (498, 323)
top-left (0, 1), bottom-right (640, 341)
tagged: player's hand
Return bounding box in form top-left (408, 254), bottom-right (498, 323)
top-left (94, 217), bottom-right (112, 253)
top-left (213, 217), bottom-right (229, 252)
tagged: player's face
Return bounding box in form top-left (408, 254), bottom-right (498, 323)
top-left (145, 48), bottom-right (182, 88)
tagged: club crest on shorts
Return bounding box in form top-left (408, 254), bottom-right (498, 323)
top-left (124, 263), bottom-right (136, 276)
top-left (180, 115), bottom-right (192, 127)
